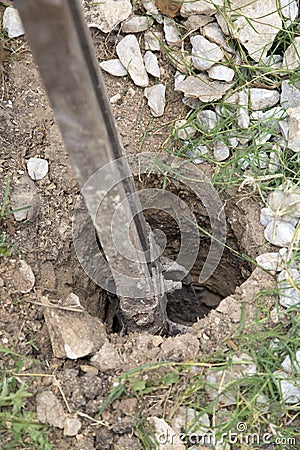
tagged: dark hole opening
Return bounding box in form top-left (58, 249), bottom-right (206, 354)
top-left (74, 172), bottom-right (253, 333)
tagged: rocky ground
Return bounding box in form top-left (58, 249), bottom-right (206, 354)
top-left (1, 1), bottom-right (300, 449)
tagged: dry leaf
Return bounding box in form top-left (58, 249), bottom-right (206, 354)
top-left (155, 0), bottom-right (182, 18)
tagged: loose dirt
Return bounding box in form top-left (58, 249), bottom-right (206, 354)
top-left (0, 23), bottom-right (278, 450)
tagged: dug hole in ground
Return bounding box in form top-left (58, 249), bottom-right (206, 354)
top-left (0, 1), bottom-right (300, 449)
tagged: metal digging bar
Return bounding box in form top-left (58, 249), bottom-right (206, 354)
top-left (15, 0), bottom-right (169, 334)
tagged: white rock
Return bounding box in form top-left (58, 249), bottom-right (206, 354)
top-left (3, 7), bottom-right (24, 38)
top-left (110, 93), bottom-right (121, 104)
top-left (280, 0), bottom-right (299, 22)
top-left (186, 145), bottom-right (208, 164)
top-left (226, 0), bottom-right (282, 61)
top-left (11, 174), bottom-right (40, 221)
top-left (251, 106), bottom-right (287, 127)
top-left (261, 54), bottom-right (283, 68)
top-left (116, 35), bottom-right (149, 87)
top-left (275, 371), bottom-right (300, 403)
top-left (36, 391), bottom-right (65, 429)
top-left (147, 417), bottom-right (185, 449)
top-left (175, 119), bottom-right (196, 140)
top-left (144, 84), bottom-right (166, 117)
top-left (256, 252), bottom-right (281, 271)
top-left (268, 188), bottom-right (300, 219)
top-left (278, 268), bottom-right (300, 307)
top-left (280, 379), bottom-right (300, 403)
top-left (90, 340), bottom-right (122, 371)
top-left (121, 15), bottom-right (153, 33)
top-left (180, 0), bottom-right (223, 17)
top-left (287, 107), bottom-right (300, 152)
top-left (213, 141), bottom-right (230, 161)
top-left (174, 71), bottom-right (186, 90)
top-left (208, 65), bottom-right (235, 82)
top-left (64, 293), bottom-right (83, 309)
top-left (281, 351), bottom-right (300, 373)
top-left (237, 90), bottom-right (250, 129)
top-left (253, 130), bottom-right (272, 146)
top-left (171, 406), bottom-right (210, 435)
top-left (144, 51), bottom-right (160, 78)
top-left (237, 109), bottom-right (250, 130)
top-left (14, 260), bottom-right (35, 294)
top-left (183, 14), bottom-right (214, 30)
top-left (191, 35), bottom-right (224, 70)
top-left (182, 97), bottom-right (202, 109)
top-left (203, 22), bottom-right (234, 53)
top-left (215, 12), bottom-right (230, 35)
top-left (223, 91), bottom-right (239, 105)
top-left (63, 417), bottom-right (82, 437)
top-left (283, 37), bottom-right (300, 71)
top-left (85, 0), bottom-right (132, 33)
top-left (142, 0), bottom-right (159, 15)
top-left (44, 303), bottom-right (107, 359)
top-left (196, 109), bottom-right (217, 131)
top-left (144, 30), bottom-right (163, 51)
top-left (99, 59), bottom-right (127, 76)
top-left (281, 80), bottom-right (300, 109)
top-left (269, 145), bottom-right (282, 172)
top-left (206, 353), bottom-right (256, 405)
top-left (267, 189), bottom-right (287, 212)
top-left (279, 119), bottom-right (289, 141)
top-left (27, 157), bottom-right (49, 181)
top-left (163, 17), bottom-right (180, 47)
top-left (228, 136), bottom-right (239, 148)
top-left (175, 75), bottom-right (233, 102)
top-left (249, 88), bottom-right (280, 110)
top-left (264, 219), bottom-right (295, 246)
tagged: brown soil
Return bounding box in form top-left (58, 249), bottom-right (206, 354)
top-left (0, 22), bottom-right (278, 450)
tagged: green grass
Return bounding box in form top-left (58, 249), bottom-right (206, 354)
top-left (101, 4), bottom-right (300, 435)
top-left (156, 4), bottom-right (300, 198)
top-left (97, 303), bottom-right (300, 449)
top-left (0, 175), bottom-right (30, 258)
top-left (0, 348), bottom-right (52, 449)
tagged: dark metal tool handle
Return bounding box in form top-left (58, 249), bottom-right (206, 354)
top-left (15, 0), bottom-right (167, 334)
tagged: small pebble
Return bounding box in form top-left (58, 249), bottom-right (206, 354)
top-left (3, 7), bottom-right (24, 38)
top-left (213, 140), bottom-right (230, 161)
top-left (260, 207), bottom-right (273, 226)
top-left (278, 268), bottom-right (300, 307)
top-left (208, 65), bottom-right (235, 82)
top-left (63, 417), bottom-right (82, 437)
top-left (100, 59), bottom-right (127, 77)
top-left (275, 371), bottom-right (300, 403)
top-left (110, 93), bottom-right (121, 104)
top-left (144, 84), bottom-right (166, 117)
top-left (281, 351), bottom-right (300, 373)
top-left (256, 252), bottom-right (281, 271)
top-left (27, 157), bottom-right (49, 181)
top-left (144, 51), bottom-right (160, 78)
top-left (196, 109), bottom-right (217, 131)
top-left (175, 119), bottom-right (196, 140)
top-left (144, 30), bottom-right (162, 51)
top-left (264, 219), bottom-right (295, 247)
top-left (186, 145), bottom-right (208, 164)
top-left (191, 35), bottom-right (223, 71)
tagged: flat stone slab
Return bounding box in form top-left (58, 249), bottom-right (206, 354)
top-left (175, 74), bottom-right (233, 102)
top-left (43, 298), bottom-right (107, 359)
top-left (226, 0), bottom-right (282, 61)
top-left (116, 34), bottom-right (149, 87)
